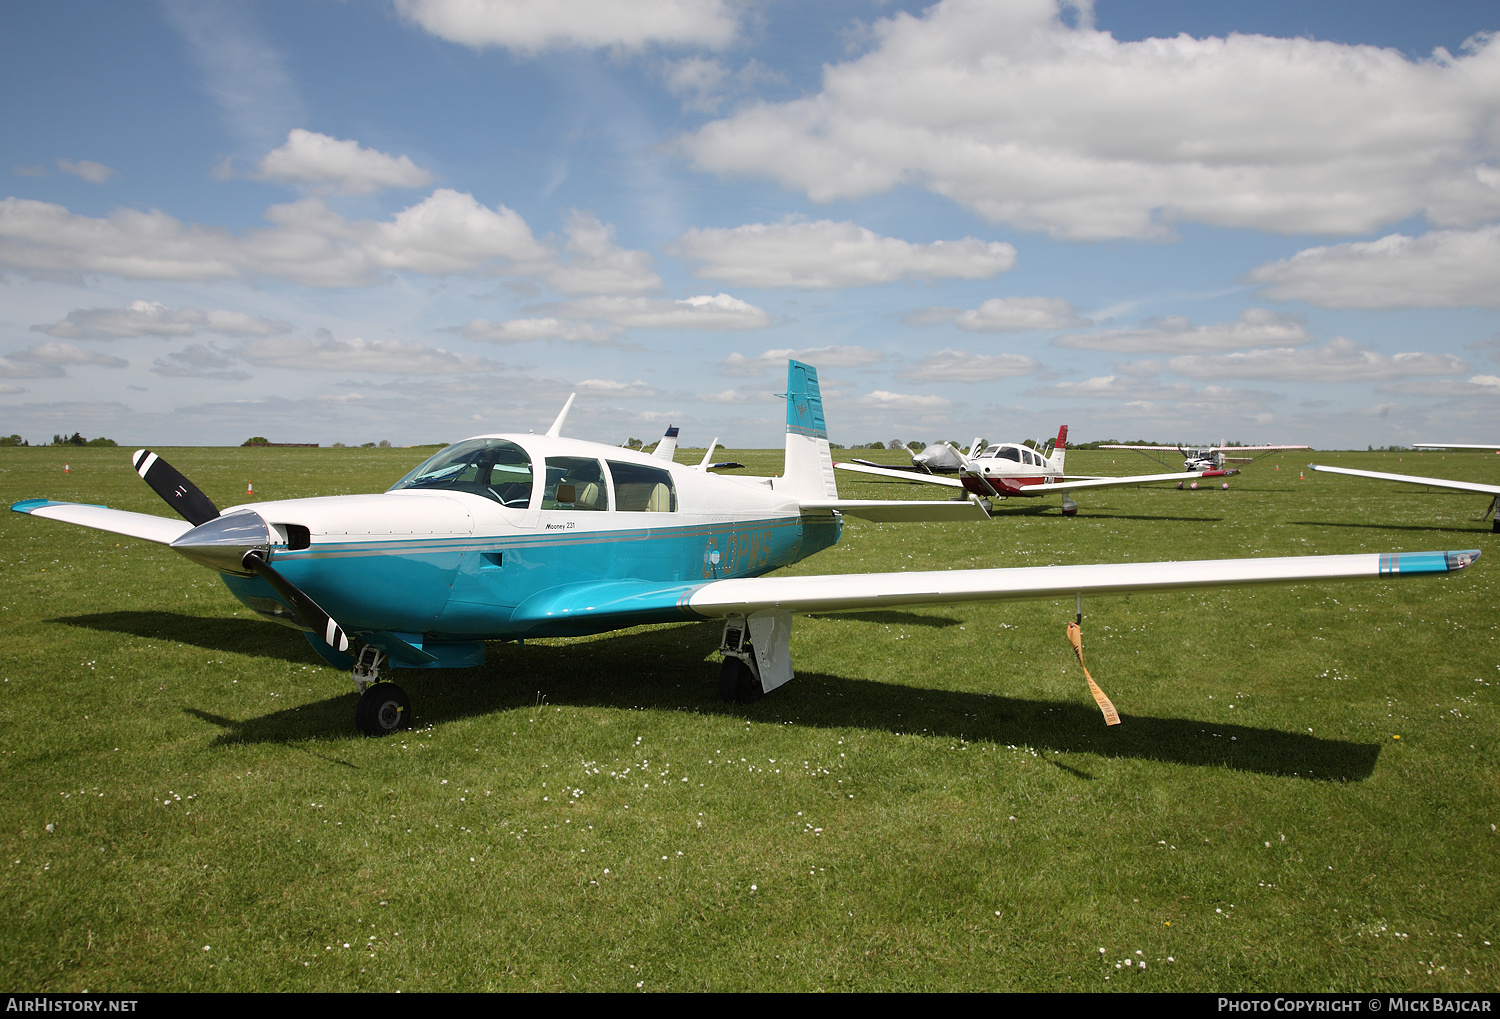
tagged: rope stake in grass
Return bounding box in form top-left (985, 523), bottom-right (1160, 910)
top-left (1066, 621), bottom-right (1120, 726)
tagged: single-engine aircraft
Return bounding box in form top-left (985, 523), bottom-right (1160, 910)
top-left (12, 361), bottom-right (1480, 737)
top-left (835, 427), bottom-right (1232, 514)
top-left (1101, 441), bottom-right (1310, 475)
top-left (1309, 462), bottom-right (1500, 532)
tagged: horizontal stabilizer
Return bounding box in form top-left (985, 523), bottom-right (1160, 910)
top-left (800, 497), bottom-right (990, 522)
top-left (1310, 463), bottom-right (1500, 496)
top-left (11, 499), bottom-right (194, 545)
top-left (682, 549), bottom-right (1478, 619)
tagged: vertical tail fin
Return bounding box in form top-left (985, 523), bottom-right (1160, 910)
top-left (781, 360), bottom-right (838, 499)
top-left (1047, 425), bottom-right (1068, 474)
top-left (652, 425), bottom-right (679, 462)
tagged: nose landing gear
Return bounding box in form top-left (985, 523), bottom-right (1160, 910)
top-left (351, 645), bottom-right (412, 736)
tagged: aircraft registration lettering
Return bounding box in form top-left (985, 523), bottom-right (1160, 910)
top-left (703, 529), bottom-right (776, 578)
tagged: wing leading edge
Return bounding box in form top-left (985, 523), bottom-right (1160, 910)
top-left (11, 499), bottom-right (194, 545)
top-left (1309, 463), bottom-right (1500, 496)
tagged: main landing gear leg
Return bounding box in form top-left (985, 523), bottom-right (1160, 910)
top-left (350, 645), bottom-right (411, 737)
top-left (717, 618), bottom-right (763, 704)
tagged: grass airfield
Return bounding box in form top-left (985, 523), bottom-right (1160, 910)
top-left (1, 443), bottom-right (1496, 992)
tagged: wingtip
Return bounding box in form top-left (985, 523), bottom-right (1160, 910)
top-left (1447, 549), bottom-right (1481, 571)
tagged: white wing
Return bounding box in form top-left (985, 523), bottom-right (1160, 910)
top-left (11, 499), bottom-right (193, 544)
top-left (833, 462), bottom-right (966, 487)
top-left (1017, 469), bottom-right (1224, 493)
top-left (1309, 464), bottom-right (1500, 496)
top-left (684, 549), bottom-right (1478, 618)
top-left (1412, 443), bottom-right (1500, 451)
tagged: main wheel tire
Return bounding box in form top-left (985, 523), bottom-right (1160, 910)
top-left (355, 682), bottom-right (412, 737)
top-left (718, 656), bottom-right (763, 704)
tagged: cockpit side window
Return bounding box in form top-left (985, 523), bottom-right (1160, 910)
top-left (388, 438), bottom-right (534, 507)
top-left (543, 457), bottom-right (609, 511)
top-left (996, 446), bottom-right (1021, 462)
top-left (607, 461), bottom-right (677, 512)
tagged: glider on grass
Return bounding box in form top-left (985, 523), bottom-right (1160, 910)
top-left (1310, 462), bottom-right (1500, 532)
top-left (836, 427), bottom-right (1235, 515)
top-left (12, 362), bottom-right (1480, 736)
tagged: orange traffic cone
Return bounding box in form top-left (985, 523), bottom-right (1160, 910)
top-left (63, 463), bottom-right (69, 473)
top-left (246, 482), bottom-right (254, 496)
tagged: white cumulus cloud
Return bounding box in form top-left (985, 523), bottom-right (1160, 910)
top-left (34, 300), bottom-right (292, 339)
top-left (255, 129), bottom-right (434, 195)
top-left (677, 0), bottom-right (1500, 240)
top-left (1248, 224), bottom-right (1500, 309)
top-left (669, 218), bottom-right (1016, 289)
top-left (850, 390), bottom-right (954, 412)
top-left (722, 345), bottom-right (884, 376)
top-left (234, 335), bottom-right (502, 374)
top-left (908, 349), bottom-right (1042, 381)
top-left (458, 317), bottom-right (621, 345)
top-left (0, 190), bottom-right (546, 286)
top-left (396, 0), bottom-right (740, 53)
top-left (8, 342), bottom-right (128, 368)
top-left (545, 210), bottom-right (661, 295)
top-left (55, 159), bottom-right (115, 184)
top-left (1052, 309), bottom-right (1310, 353)
top-left (1164, 337), bottom-right (1469, 382)
top-left (538, 293), bottom-right (770, 330)
top-left (950, 297), bottom-right (1090, 333)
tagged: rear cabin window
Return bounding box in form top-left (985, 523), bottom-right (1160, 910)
top-left (542, 457), bottom-right (609, 511)
top-left (608, 461), bottom-right (677, 512)
top-left (388, 438), bottom-right (533, 508)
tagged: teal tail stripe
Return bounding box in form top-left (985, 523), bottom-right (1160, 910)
top-left (785, 359), bottom-right (827, 439)
top-left (1379, 550), bottom-right (1480, 575)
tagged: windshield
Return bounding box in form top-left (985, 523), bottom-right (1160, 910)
top-left (388, 438), bottom-right (534, 508)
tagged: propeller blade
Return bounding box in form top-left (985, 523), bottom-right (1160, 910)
top-left (241, 550), bottom-right (354, 654)
top-left (132, 449), bottom-right (220, 526)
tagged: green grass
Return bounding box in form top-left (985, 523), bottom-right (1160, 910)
top-left (1, 444), bottom-right (1496, 991)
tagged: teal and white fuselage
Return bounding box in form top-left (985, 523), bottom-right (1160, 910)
top-left (219, 434), bottom-right (840, 661)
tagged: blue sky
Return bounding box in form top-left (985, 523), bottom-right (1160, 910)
top-left (2, 0), bottom-right (1498, 449)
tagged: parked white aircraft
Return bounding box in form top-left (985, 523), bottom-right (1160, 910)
top-left (1101, 442), bottom-right (1310, 474)
top-left (836, 427), bottom-right (1227, 514)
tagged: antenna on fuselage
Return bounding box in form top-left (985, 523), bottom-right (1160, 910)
top-left (546, 393), bottom-right (576, 439)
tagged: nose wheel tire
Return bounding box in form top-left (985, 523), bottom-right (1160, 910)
top-left (356, 682), bottom-right (412, 737)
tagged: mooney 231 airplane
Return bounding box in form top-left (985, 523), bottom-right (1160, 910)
top-left (1309, 461), bottom-right (1500, 532)
top-left (835, 427), bottom-right (1233, 515)
top-left (12, 362), bottom-right (1481, 736)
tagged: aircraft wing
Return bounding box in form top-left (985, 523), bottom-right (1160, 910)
top-left (1015, 469), bottom-right (1232, 493)
top-left (1309, 464), bottom-right (1500, 496)
top-left (1413, 443), bottom-right (1500, 451)
top-left (800, 497), bottom-right (990, 522)
top-left (11, 499), bottom-right (194, 545)
top-left (508, 549), bottom-right (1479, 632)
top-left (686, 549), bottom-right (1478, 617)
top-left (833, 462), bottom-right (965, 487)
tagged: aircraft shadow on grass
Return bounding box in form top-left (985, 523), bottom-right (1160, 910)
top-left (57, 612), bottom-right (1379, 783)
top-left (1291, 520), bottom-right (1490, 536)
